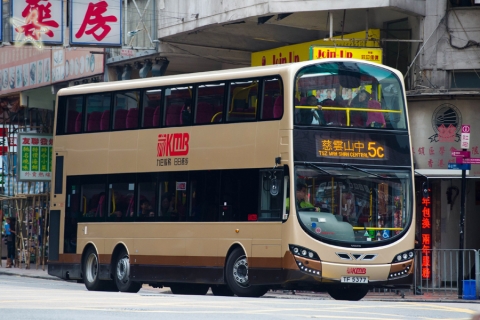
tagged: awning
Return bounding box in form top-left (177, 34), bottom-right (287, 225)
top-left (414, 169), bottom-right (472, 178)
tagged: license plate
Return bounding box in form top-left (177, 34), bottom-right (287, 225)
top-left (341, 276), bottom-right (368, 283)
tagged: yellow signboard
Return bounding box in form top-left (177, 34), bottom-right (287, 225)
top-left (310, 46), bottom-right (383, 64)
top-left (251, 29), bottom-right (380, 67)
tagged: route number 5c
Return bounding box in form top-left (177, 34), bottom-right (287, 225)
top-left (368, 142), bottom-right (385, 158)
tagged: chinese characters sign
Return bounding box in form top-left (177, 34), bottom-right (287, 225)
top-left (70, 0), bottom-right (122, 46)
top-left (11, 0), bottom-right (63, 46)
top-left (316, 138), bottom-right (386, 160)
top-left (421, 192), bottom-right (432, 280)
top-left (18, 133), bottom-right (53, 181)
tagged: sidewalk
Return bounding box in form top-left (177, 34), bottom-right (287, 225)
top-left (0, 258), bottom-right (477, 303)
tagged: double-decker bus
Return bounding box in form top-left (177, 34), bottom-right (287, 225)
top-left (48, 59), bottom-right (414, 300)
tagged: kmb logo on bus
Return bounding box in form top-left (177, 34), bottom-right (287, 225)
top-left (347, 267), bottom-right (367, 274)
top-left (157, 133), bottom-right (190, 157)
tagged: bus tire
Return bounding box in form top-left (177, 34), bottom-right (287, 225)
top-left (225, 247), bottom-right (268, 297)
top-left (114, 249), bottom-right (142, 293)
top-left (83, 246), bottom-right (114, 291)
top-left (327, 285), bottom-right (369, 301)
top-left (170, 284), bottom-right (209, 295)
top-left (211, 285), bottom-right (234, 296)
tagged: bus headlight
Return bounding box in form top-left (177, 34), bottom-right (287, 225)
top-left (392, 250), bottom-right (414, 263)
top-left (289, 244), bottom-right (320, 261)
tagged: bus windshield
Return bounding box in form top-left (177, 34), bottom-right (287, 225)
top-left (294, 164), bottom-right (412, 245)
top-left (294, 62), bottom-right (406, 129)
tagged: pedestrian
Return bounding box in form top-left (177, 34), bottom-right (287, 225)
top-left (4, 217), bottom-right (15, 268)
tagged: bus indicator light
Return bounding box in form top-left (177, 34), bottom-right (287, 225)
top-left (247, 214), bottom-right (258, 221)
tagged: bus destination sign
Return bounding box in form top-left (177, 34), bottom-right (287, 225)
top-left (316, 137), bottom-right (386, 160)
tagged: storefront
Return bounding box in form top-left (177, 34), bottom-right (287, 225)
top-left (408, 95), bottom-right (480, 252)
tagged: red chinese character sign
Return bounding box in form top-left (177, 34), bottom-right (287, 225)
top-left (17, 133), bottom-right (53, 181)
top-left (421, 183), bottom-right (432, 280)
top-left (70, 0), bottom-right (122, 46)
top-left (11, 0), bottom-right (63, 47)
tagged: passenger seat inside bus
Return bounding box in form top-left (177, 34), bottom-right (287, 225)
top-left (75, 113), bottom-right (83, 132)
top-left (126, 108), bottom-right (138, 129)
top-left (262, 96), bottom-right (274, 119)
top-left (366, 100), bottom-right (386, 128)
top-left (195, 102), bottom-right (214, 124)
top-left (114, 109), bottom-right (128, 130)
top-left (66, 110), bottom-right (79, 133)
top-left (100, 110), bottom-right (110, 131)
top-left (143, 106), bottom-right (155, 127)
top-left (87, 111), bottom-right (102, 132)
top-left (273, 96), bottom-right (283, 119)
top-left (165, 104), bottom-right (182, 126)
top-left (153, 106), bottom-right (161, 127)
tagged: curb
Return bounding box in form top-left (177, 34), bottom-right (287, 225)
top-left (0, 270), bottom-right (61, 281)
top-left (1, 270), bottom-right (479, 303)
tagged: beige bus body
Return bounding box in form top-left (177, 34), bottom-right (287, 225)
top-left (49, 59), bottom-right (415, 296)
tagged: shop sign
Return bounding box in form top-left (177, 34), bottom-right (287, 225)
top-left (0, 47), bottom-right (51, 94)
top-left (70, 0), bottom-right (122, 47)
top-left (408, 101), bottom-right (480, 176)
top-left (11, 0), bottom-right (63, 47)
top-left (421, 188), bottom-right (432, 280)
top-left (310, 46), bottom-right (383, 64)
top-left (17, 133), bottom-right (53, 181)
top-left (52, 47), bottom-right (105, 84)
top-left (251, 29), bottom-right (381, 67)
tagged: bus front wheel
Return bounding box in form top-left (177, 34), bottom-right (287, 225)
top-left (225, 247), bottom-right (268, 297)
top-left (83, 247), bottom-right (116, 291)
top-left (327, 285), bottom-right (369, 301)
top-left (114, 249), bottom-right (142, 293)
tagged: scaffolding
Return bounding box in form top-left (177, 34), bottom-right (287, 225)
top-left (0, 99), bottom-right (52, 269)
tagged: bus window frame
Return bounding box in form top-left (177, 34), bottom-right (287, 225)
top-left (55, 74), bottom-right (285, 135)
top-left (112, 90), bottom-right (143, 131)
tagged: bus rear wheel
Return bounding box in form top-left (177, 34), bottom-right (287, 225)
top-left (327, 285), bottom-right (369, 301)
top-left (83, 247), bottom-right (116, 291)
top-left (170, 284), bottom-right (209, 295)
top-left (225, 247), bottom-right (268, 297)
top-left (114, 249), bottom-right (142, 293)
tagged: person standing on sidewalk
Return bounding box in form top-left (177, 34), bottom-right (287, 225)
top-left (4, 217), bottom-right (15, 268)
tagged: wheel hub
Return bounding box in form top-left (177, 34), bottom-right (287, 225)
top-left (232, 256), bottom-right (249, 286)
top-left (116, 256), bottom-right (130, 283)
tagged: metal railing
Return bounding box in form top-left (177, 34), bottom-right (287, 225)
top-left (369, 249), bottom-right (479, 299)
top-left (413, 249), bottom-right (479, 298)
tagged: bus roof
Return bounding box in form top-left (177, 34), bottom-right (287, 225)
top-left (57, 59), bottom-right (403, 96)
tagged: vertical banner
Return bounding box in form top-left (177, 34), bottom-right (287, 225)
top-left (18, 133), bottom-right (53, 181)
top-left (11, 0), bottom-right (63, 45)
top-left (0, 2), bottom-right (3, 42)
top-left (70, 0), bottom-right (122, 46)
top-left (421, 187), bottom-right (432, 279)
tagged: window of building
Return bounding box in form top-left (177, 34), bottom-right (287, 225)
top-left (451, 71), bottom-right (480, 89)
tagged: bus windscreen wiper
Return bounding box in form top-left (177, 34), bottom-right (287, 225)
top-left (342, 164), bottom-right (383, 178)
top-left (305, 163), bottom-right (343, 176)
